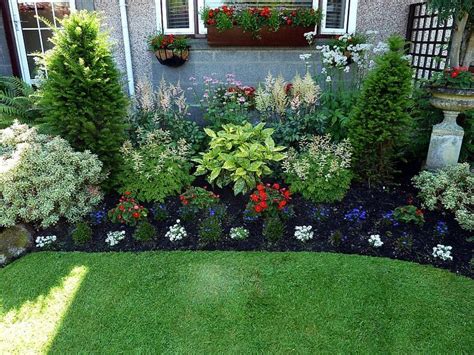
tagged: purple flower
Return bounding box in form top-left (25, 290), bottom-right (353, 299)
top-left (435, 221), bottom-right (448, 235)
top-left (344, 207), bottom-right (367, 222)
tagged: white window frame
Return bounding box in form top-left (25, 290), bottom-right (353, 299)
top-left (317, 0), bottom-right (358, 35)
top-left (157, 0), bottom-right (195, 34)
top-left (8, 0), bottom-right (76, 84)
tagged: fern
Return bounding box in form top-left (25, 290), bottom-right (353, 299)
top-left (0, 76), bottom-right (38, 128)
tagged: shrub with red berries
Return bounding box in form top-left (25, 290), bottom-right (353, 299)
top-left (108, 192), bottom-right (148, 226)
top-left (430, 66), bottom-right (473, 89)
top-left (246, 183), bottom-right (292, 218)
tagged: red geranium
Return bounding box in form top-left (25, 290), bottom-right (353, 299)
top-left (108, 194), bottom-right (148, 226)
top-left (246, 183), bottom-right (292, 217)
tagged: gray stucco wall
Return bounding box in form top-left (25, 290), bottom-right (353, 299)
top-left (356, 0), bottom-right (420, 41)
top-left (0, 7), bottom-right (13, 76)
top-left (95, 0), bottom-right (414, 97)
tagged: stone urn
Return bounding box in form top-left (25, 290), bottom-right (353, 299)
top-left (425, 87), bottom-right (474, 170)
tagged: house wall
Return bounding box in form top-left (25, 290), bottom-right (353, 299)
top-left (356, 0), bottom-right (420, 41)
top-left (94, 0), bottom-right (415, 96)
top-left (0, 7), bottom-right (13, 76)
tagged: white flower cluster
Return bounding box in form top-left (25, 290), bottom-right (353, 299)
top-left (432, 244), bottom-right (453, 261)
top-left (230, 227), bottom-right (249, 240)
top-left (294, 225), bottom-right (314, 242)
top-left (105, 231), bottom-right (126, 247)
top-left (165, 220), bottom-right (187, 242)
top-left (35, 235), bottom-right (57, 248)
top-left (368, 234), bottom-right (383, 248)
top-left (0, 254), bottom-right (7, 266)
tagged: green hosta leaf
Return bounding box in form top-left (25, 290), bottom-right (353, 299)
top-left (272, 153), bottom-right (286, 161)
top-left (249, 161), bottom-right (262, 172)
top-left (222, 160), bottom-right (235, 170)
top-left (204, 128), bottom-right (217, 138)
top-left (235, 167), bottom-right (246, 176)
top-left (233, 178), bottom-right (246, 195)
top-left (209, 168), bottom-right (221, 182)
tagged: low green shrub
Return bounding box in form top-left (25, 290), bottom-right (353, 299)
top-left (412, 163), bottom-right (473, 231)
top-left (0, 123), bottom-right (103, 228)
top-left (195, 122), bottom-right (286, 195)
top-left (262, 216), bottom-right (285, 242)
top-left (393, 205), bottom-right (425, 226)
top-left (133, 221), bottom-right (156, 241)
top-left (117, 129), bottom-right (194, 203)
top-left (283, 135), bottom-right (353, 203)
top-left (198, 215), bottom-right (223, 243)
top-left (72, 222), bottom-right (93, 246)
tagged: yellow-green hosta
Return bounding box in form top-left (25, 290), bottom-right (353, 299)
top-left (194, 122), bottom-right (286, 195)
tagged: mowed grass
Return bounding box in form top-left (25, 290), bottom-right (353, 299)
top-left (0, 252), bottom-right (473, 353)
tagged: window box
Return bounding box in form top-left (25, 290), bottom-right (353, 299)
top-left (207, 25), bottom-right (314, 47)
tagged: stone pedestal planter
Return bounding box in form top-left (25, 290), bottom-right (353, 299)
top-left (426, 88), bottom-right (474, 170)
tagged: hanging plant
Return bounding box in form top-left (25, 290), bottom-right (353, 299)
top-left (148, 33), bottom-right (190, 67)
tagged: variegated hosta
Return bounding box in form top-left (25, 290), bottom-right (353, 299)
top-left (194, 122), bottom-right (286, 195)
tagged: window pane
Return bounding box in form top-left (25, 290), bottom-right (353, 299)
top-left (36, 2), bottom-right (54, 28)
top-left (325, 0), bottom-right (346, 29)
top-left (205, 0), bottom-right (312, 9)
top-left (54, 2), bottom-right (71, 22)
top-left (167, 0), bottom-right (190, 29)
top-left (18, 2), bottom-right (37, 28)
top-left (22, 30), bottom-right (42, 54)
top-left (41, 30), bottom-right (54, 51)
top-left (26, 55), bottom-right (38, 79)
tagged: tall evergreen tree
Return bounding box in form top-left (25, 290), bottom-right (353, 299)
top-left (348, 36), bottom-right (413, 184)
top-left (39, 11), bottom-right (128, 180)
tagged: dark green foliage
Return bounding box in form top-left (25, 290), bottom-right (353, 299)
top-left (198, 215), bottom-right (223, 243)
top-left (153, 204), bottom-right (169, 222)
top-left (459, 110), bottom-right (473, 163)
top-left (348, 36), bottom-right (414, 183)
top-left (38, 11), bottom-right (128, 179)
top-left (329, 230), bottom-right (343, 247)
top-left (71, 222), bottom-right (92, 246)
top-left (133, 221), bottom-right (156, 241)
top-left (0, 76), bottom-right (39, 128)
top-left (393, 205), bottom-right (425, 225)
top-left (262, 216), bottom-right (285, 242)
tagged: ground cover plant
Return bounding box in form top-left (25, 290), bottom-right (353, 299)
top-left (0, 252), bottom-right (472, 353)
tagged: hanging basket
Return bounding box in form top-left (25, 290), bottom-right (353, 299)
top-left (154, 47), bottom-right (190, 67)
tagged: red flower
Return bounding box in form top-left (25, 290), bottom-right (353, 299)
top-left (416, 209), bottom-right (424, 216)
top-left (259, 191), bottom-right (267, 201)
top-left (283, 190), bottom-right (291, 200)
top-left (291, 11), bottom-right (297, 16)
top-left (179, 195), bottom-right (185, 201)
top-left (124, 191), bottom-right (131, 196)
top-left (118, 205), bottom-right (125, 211)
top-left (255, 205), bottom-right (263, 213)
top-left (134, 205), bottom-right (139, 210)
top-left (132, 212), bottom-right (140, 219)
top-left (451, 71), bottom-right (459, 78)
top-left (250, 194), bottom-right (259, 202)
top-left (182, 199), bottom-right (189, 205)
top-left (278, 200), bottom-right (287, 209)
top-left (285, 83), bottom-right (293, 94)
top-left (286, 19), bottom-right (292, 25)
top-left (209, 10), bottom-right (214, 17)
top-left (257, 184), bottom-right (265, 191)
top-left (272, 183), bottom-right (280, 190)
top-left (260, 201), bottom-right (268, 209)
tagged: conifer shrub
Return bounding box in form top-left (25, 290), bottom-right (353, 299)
top-left (347, 36), bottom-right (413, 183)
top-left (38, 11), bottom-right (128, 181)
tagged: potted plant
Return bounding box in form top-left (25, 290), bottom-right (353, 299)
top-left (201, 6), bottom-right (322, 46)
top-left (148, 33), bottom-right (190, 67)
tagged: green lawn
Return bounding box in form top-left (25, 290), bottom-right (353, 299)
top-left (1, 252), bottom-right (472, 353)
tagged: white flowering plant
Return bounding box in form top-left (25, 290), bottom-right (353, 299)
top-left (283, 134), bottom-right (353, 203)
top-left (294, 225), bottom-right (314, 242)
top-left (368, 234), bottom-right (383, 248)
top-left (105, 230), bottom-right (126, 247)
top-left (165, 220), bottom-right (187, 242)
top-left (117, 129), bottom-right (194, 203)
top-left (35, 235), bottom-right (57, 249)
top-left (432, 244), bottom-right (453, 261)
top-left (129, 79), bottom-right (204, 154)
top-left (230, 227), bottom-right (250, 240)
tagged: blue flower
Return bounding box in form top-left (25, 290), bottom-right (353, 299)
top-left (344, 207), bottom-right (367, 222)
top-left (90, 209), bottom-right (106, 225)
top-left (382, 210), bottom-right (399, 227)
top-left (435, 221), bottom-right (448, 235)
top-left (209, 208), bottom-right (215, 217)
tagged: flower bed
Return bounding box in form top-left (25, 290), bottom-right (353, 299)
top-left (29, 179), bottom-right (472, 278)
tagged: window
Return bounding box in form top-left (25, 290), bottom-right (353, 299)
top-left (156, 0), bottom-right (357, 35)
top-left (9, 0), bottom-right (76, 83)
